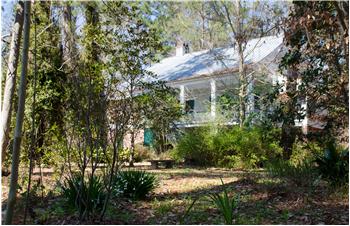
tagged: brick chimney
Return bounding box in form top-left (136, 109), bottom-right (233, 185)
top-left (176, 39), bottom-right (189, 56)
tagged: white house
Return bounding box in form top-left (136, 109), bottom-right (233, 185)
top-left (146, 35), bottom-right (300, 126)
top-left (124, 35), bottom-right (322, 147)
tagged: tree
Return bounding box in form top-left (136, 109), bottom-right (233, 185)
top-left (5, 1), bottom-right (31, 224)
top-left (140, 81), bottom-right (182, 154)
top-left (143, 1), bottom-right (230, 55)
top-left (210, 0), bottom-right (287, 127)
top-left (61, 1), bottom-right (77, 74)
top-left (280, 1), bottom-right (349, 147)
top-left (28, 1), bottom-right (67, 159)
top-left (62, 2), bottom-right (108, 219)
top-left (0, 1), bottom-right (24, 168)
top-left (102, 1), bottom-right (163, 166)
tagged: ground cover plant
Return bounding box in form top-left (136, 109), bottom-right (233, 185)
top-left (2, 167), bottom-right (348, 224)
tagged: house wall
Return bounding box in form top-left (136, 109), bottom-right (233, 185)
top-left (123, 129), bottom-right (144, 149)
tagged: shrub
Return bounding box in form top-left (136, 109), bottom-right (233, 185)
top-left (289, 140), bottom-right (322, 166)
top-left (118, 145), bottom-right (152, 163)
top-left (174, 127), bottom-right (216, 166)
top-left (61, 174), bottom-right (106, 218)
top-left (118, 148), bottom-right (130, 163)
top-left (113, 170), bottom-right (157, 199)
top-left (134, 144), bottom-right (152, 162)
top-left (315, 143), bottom-right (349, 187)
top-left (173, 125), bottom-right (282, 168)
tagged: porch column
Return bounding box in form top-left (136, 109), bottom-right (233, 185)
top-left (301, 96), bottom-right (308, 134)
top-left (180, 85), bottom-right (185, 111)
top-left (210, 79), bottom-right (216, 118)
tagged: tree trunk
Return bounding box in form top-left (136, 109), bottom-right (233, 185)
top-left (236, 0), bottom-right (246, 128)
top-left (5, 1), bottom-right (31, 224)
top-left (238, 42), bottom-right (246, 128)
top-left (281, 70), bottom-right (298, 160)
top-left (61, 1), bottom-right (77, 74)
top-left (129, 129), bottom-right (135, 167)
top-left (0, 1), bottom-right (24, 167)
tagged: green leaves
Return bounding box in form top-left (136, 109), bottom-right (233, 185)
top-left (315, 143), bottom-right (349, 187)
top-left (208, 178), bottom-right (240, 225)
top-left (281, 1), bottom-right (349, 138)
top-left (61, 174), bottom-right (106, 218)
top-left (113, 170), bottom-right (158, 200)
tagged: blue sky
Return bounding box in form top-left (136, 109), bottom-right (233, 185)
top-left (1, 0), bottom-right (15, 35)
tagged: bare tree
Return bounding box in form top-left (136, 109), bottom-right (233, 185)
top-left (5, 1), bottom-right (31, 224)
top-left (0, 1), bottom-right (24, 168)
top-left (61, 1), bottom-right (77, 75)
top-left (210, 0), bottom-right (286, 127)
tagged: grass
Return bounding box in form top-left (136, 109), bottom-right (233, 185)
top-left (2, 166), bottom-right (348, 224)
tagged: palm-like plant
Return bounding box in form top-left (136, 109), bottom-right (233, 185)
top-left (113, 170), bottom-right (158, 200)
top-left (61, 174), bottom-right (106, 218)
top-left (208, 178), bottom-right (239, 225)
top-left (315, 143), bottom-right (349, 186)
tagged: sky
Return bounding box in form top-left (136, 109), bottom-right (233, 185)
top-left (1, 0), bottom-right (16, 36)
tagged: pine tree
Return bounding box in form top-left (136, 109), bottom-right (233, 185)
top-left (0, 1), bottom-right (24, 168)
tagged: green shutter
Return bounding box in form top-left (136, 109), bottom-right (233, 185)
top-left (144, 128), bottom-right (153, 146)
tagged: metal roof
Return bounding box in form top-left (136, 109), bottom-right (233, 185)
top-left (146, 35), bottom-right (284, 82)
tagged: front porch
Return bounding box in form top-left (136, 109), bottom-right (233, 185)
top-left (169, 74), bottom-right (250, 127)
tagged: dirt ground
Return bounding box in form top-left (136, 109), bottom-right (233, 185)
top-left (1, 165), bottom-right (349, 225)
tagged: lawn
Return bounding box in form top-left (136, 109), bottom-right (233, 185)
top-left (2, 166), bottom-right (349, 224)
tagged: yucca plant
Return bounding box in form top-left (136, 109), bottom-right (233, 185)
top-left (208, 178), bottom-right (240, 225)
top-left (315, 143), bottom-right (349, 187)
top-left (61, 174), bottom-right (106, 218)
top-left (113, 170), bottom-right (157, 200)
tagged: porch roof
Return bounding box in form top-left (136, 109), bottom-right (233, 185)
top-left (146, 35), bottom-right (283, 83)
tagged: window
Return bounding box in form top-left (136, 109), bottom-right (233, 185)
top-left (185, 100), bottom-right (195, 113)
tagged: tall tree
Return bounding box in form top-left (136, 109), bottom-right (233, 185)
top-left (22, 1), bottom-right (66, 169)
top-left (280, 1), bottom-right (349, 147)
top-left (5, 1), bottom-right (31, 224)
top-left (210, 0), bottom-right (286, 127)
top-left (145, 1), bottom-right (230, 54)
top-left (101, 1), bottom-right (163, 166)
top-left (61, 1), bottom-right (77, 75)
top-left (0, 1), bottom-right (24, 167)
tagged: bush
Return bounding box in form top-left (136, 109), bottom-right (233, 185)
top-left (315, 143), bottom-right (349, 187)
top-left (113, 170), bottom-right (157, 199)
top-left (118, 148), bottom-right (130, 163)
top-left (174, 127), bottom-right (215, 166)
top-left (173, 126), bottom-right (282, 168)
top-left (118, 145), bottom-right (152, 163)
top-left (134, 144), bottom-right (152, 162)
top-left (61, 174), bottom-right (106, 217)
top-left (289, 140), bottom-right (322, 166)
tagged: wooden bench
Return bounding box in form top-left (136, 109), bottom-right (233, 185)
top-left (149, 160), bottom-right (175, 169)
